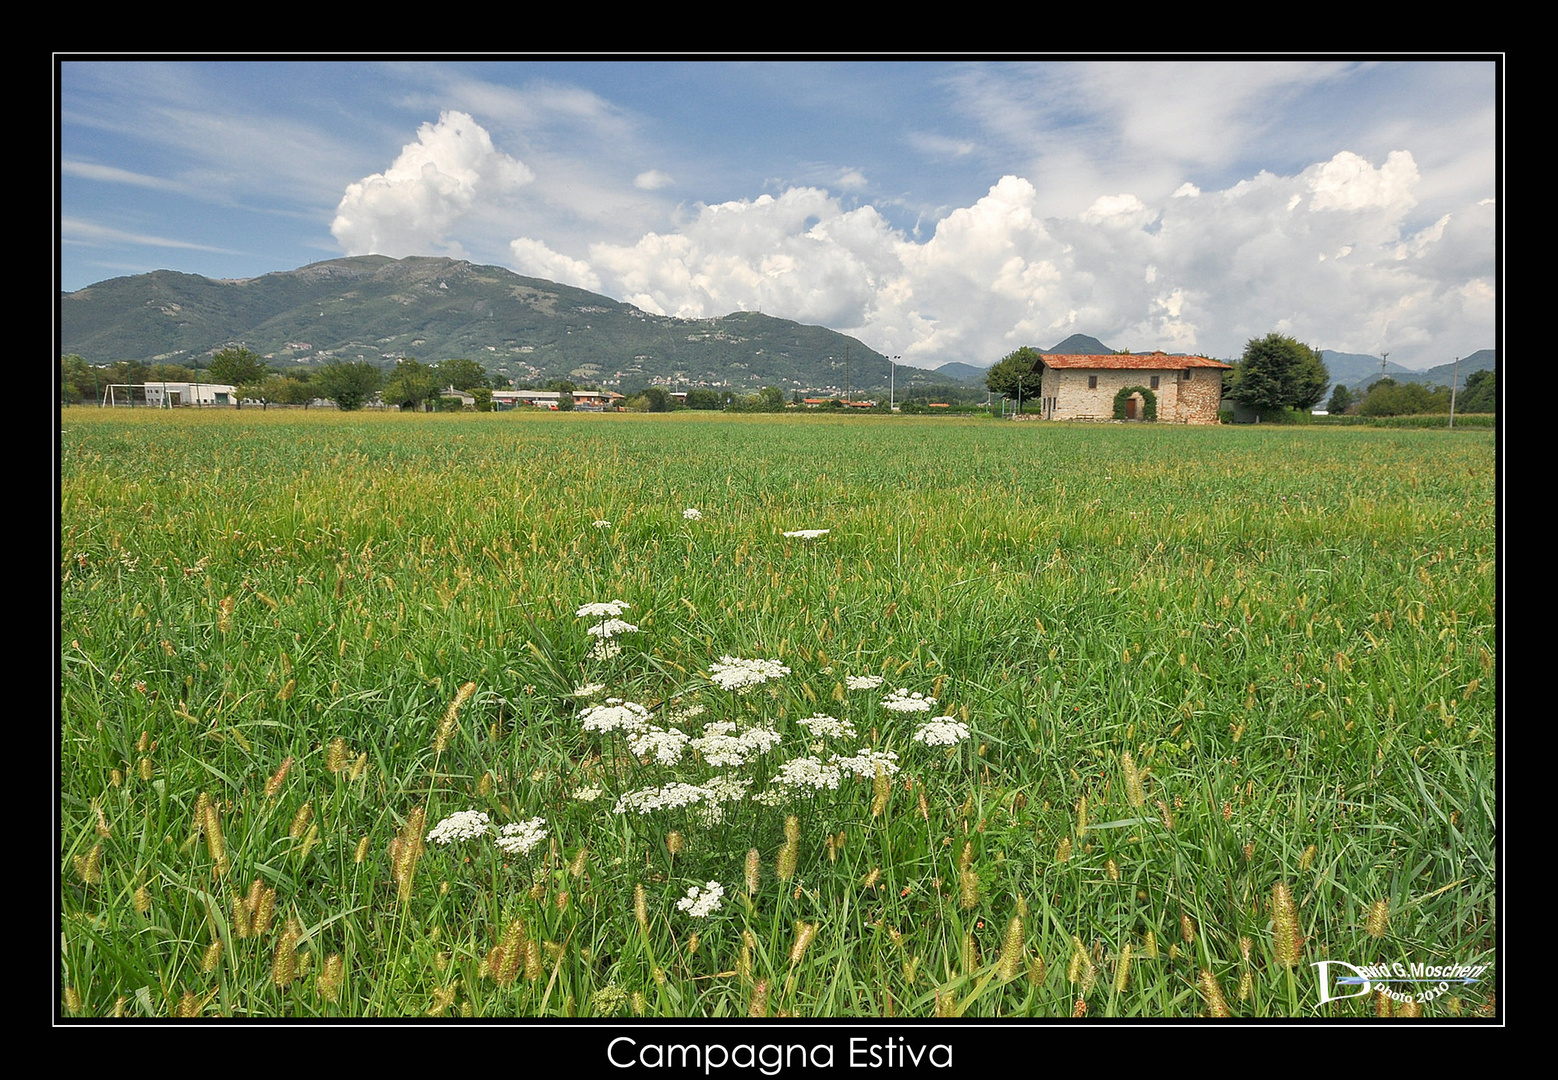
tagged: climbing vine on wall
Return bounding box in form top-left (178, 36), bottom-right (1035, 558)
top-left (1113, 385), bottom-right (1157, 421)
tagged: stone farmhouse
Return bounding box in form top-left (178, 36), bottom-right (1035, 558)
top-left (1029, 353), bottom-right (1233, 424)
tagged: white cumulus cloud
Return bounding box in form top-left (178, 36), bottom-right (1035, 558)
top-left (332, 110), bottom-right (534, 259)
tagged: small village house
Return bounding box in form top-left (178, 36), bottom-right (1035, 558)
top-left (1029, 353), bottom-right (1232, 424)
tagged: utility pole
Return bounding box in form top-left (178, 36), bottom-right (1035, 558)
top-left (844, 342), bottom-right (850, 405)
top-left (888, 355), bottom-right (899, 411)
top-left (1448, 356), bottom-right (1461, 428)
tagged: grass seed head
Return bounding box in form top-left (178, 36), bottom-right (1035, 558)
top-left (1271, 882), bottom-right (1303, 967)
top-left (745, 849), bottom-right (762, 895)
top-left (997, 916), bottom-right (1024, 981)
top-left (271, 919), bottom-right (299, 989)
top-left (1199, 969), bottom-right (1232, 1017)
top-left (1114, 943), bottom-right (1132, 993)
top-left (1366, 899), bottom-right (1390, 938)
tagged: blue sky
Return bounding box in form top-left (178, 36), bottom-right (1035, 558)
top-left (58, 58), bottom-right (1498, 371)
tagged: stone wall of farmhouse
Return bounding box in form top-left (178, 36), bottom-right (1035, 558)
top-left (1040, 367), bottom-right (1223, 424)
top-left (1174, 368), bottom-right (1224, 424)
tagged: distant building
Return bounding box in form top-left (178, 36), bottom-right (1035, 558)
top-left (103, 382), bottom-right (237, 407)
top-left (1029, 353), bottom-right (1232, 424)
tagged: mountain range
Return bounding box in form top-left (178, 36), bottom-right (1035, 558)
top-left (60, 255), bottom-right (1492, 393)
top-left (61, 255), bottom-right (900, 394)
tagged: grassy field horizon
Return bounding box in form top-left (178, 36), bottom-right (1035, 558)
top-left (59, 409), bottom-right (1498, 1020)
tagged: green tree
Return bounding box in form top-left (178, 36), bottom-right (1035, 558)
top-left (1358, 378), bottom-right (1450, 417)
top-left (684, 389), bottom-right (723, 410)
top-left (642, 387), bottom-right (669, 413)
top-left (985, 347), bottom-right (1044, 403)
top-left (274, 374), bottom-right (317, 408)
top-left (313, 360), bottom-right (382, 411)
top-left (1227, 334), bottom-right (1330, 417)
top-left (60, 355), bottom-right (97, 404)
top-left (207, 347), bottom-right (270, 407)
top-left (1327, 383), bottom-right (1355, 415)
top-left (1457, 368), bottom-right (1496, 413)
top-left (383, 358), bottom-right (439, 412)
top-left (436, 358), bottom-right (492, 392)
top-left (756, 386), bottom-right (785, 412)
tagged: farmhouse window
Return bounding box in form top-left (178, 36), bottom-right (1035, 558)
top-left (1182, 369), bottom-right (1192, 380)
top-left (1150, 376), bottom-right (1160, 389)
top-left (1088, 376), bottom-right (1098, 389)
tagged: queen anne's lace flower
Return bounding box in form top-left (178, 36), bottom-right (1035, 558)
top-left (580, 699), bottom-right (652, 734)
top-left (882, 688), bottom-right (937, 713)
top-left (798, 714), bottom-right (856, 740)
top-left (573, 785), bottom-right (604, 802)
top-left (572, 682), bottom-right (605, 698)
top-left (845, 674), bottom-right (885, 691)
top-left (614, 783), bottom-right (715, 815)
top-left (593, 520), bottom-right (611, 529)
top-left (495, 817), bottom-right (549, 856)
top-left (576, 601), bottom-right (631, 619)
top-left (628, 726), bottom-right (691, 767)
top-left (912, 719), bottom-right (972, 746)
top-left (585, 618), bottom-right (639, 638)
top-left (772, 756), bottom-right (843, 790)
top-left (783, 529), bottom-right (829, 540)
top-left (691, 724), bottom-right (783, 767)
top-left (832, 749), bottom-right (901, 778)
top-left (708, 656), bottom-right (791, 692)
top-left (426, 810), bottom-right (491, 844)
top-left (676, 881), bottom-right (725, 917)
top-left (683, 508), bottom-right (703, 521)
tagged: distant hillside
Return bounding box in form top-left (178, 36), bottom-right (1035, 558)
top-left (60, 256), bottom-right (893, 394)
top-left (1045, 333), bottom-right (1113, 356)
top-left (931, 362), bottom-right (990, 384)
top-left (1319, 349), bottom-right (1496, 391)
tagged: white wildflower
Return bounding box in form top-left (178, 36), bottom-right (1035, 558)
top-left (833, 749), bottom-right (901, 778)
top-left (585, 618), bottom-right (639, 638)
top-left (682, 508), bottom-right (703, 521)
top-left (751, 787), bottom-right (792, 806)
top-left (708, 655), bottom-right (791, 692)
top-left (691, 724), bottom-right (783, 767)
top-left (580, 699), bottom-right (652, 734)
top-left (676, 881), bottom-right (725, 917)
top-left (590, 639), bottom-right (622, 661)
top-left (702, 773), bottom-right (753, 804)
top-left (576, 600), bottom-right (631, 619)
top-left (572, 682), bottom-right (606, 698)
top-left (614, 783), bottom-right (715, 815)
top-left (882, 688), bottom-right (937, 713)
top-left (782, 529), bottom-right (829, 540)
top-left (495, 817), bottom-right (549, 856)
top-left (573, 785), bottom-right (604, 803)
top-left (667, 701), bottom-right (707, 724)
top-left (593, 520), bottom-right (611, 529)
top-left (772, 756), bottom-right (843, 791)
top-left (798, 714), bottom-right (856, 740)
top-left (628, 726), bottom-right (691, 767)
top-left (912, 719), bottom-right (972, 746)
top-left (426, 810), bottom-right (491, 844)
top-left (845, 674), bottom-right (885, 691)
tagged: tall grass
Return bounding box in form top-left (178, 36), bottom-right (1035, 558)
top-left (59, 410), bottom-right (1496, 1018)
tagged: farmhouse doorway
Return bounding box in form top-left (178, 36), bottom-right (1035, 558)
top-left (1125, 394), bottom-right (1142, 420)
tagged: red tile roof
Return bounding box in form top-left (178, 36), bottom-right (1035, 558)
top-left (1034, 353), bottom-right (1233, 371)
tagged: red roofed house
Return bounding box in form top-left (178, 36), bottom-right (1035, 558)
top-left (1029, 352), bottom-right (1234, 424)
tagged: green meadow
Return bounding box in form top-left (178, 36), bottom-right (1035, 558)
top-left (58, 409), bottom-right (1497, 1019)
